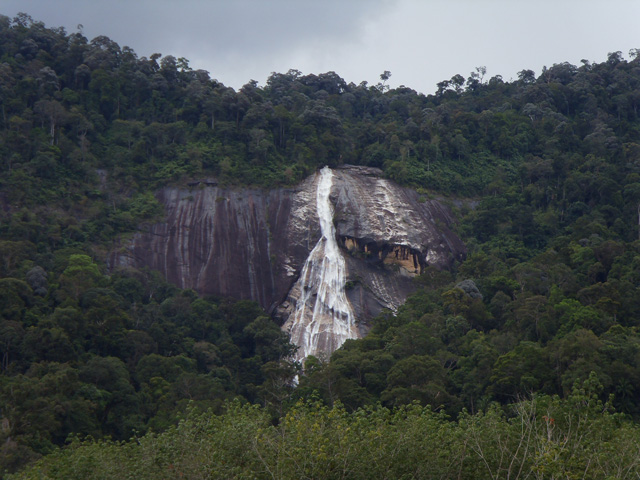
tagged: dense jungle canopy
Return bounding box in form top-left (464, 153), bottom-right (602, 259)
top-left (2, 13), bottom-right (640, 478)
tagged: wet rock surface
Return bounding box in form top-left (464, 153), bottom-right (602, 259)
top-left (110, 165), bottom-right (466, 357)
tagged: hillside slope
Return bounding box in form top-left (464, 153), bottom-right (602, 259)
top-left (1, 12), bottom-right (640, 475)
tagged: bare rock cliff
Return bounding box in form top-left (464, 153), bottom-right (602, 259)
top-left (330, 166), bottom-right (465, 348)
top-left (110, 165), bottom-right (466, 357)
top-left (110, 181), bottom-right (318, 312)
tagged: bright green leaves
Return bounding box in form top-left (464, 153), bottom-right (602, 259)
top-left (13, 392), bottom-right (640, 480)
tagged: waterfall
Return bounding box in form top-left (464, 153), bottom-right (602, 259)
top-left (284, 166), bottom-right (358, 361)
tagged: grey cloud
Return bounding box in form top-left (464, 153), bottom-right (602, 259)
top-left (3, 0), bottom-right (639, 93)
top-left (3, 0), bottom-right (392, 86)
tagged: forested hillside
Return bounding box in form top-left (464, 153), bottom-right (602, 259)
top-left (2, 12), bottom-right (640, 477)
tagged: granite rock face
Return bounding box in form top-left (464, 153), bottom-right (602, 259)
top-left (110, 180), bottom-right (316, 313)
top-left (332, 165), bottom-right (464, 273)
top-left (110, 165), bottom-right (466, 358)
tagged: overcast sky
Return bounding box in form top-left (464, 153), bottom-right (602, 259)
top-left (3, 0), bottom-right (640, 94)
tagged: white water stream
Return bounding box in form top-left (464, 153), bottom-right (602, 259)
top-left (286, 166), bottom-right (358, 361)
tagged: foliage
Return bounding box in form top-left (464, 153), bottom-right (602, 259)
top-left (0, 257), bottom-right (298, 473)
top-left (11, 378), bottom-right (640, 479)
top-left (2, 12), bottom-right (640, 475)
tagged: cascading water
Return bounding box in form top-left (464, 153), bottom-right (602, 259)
top-left (283, 166), bottom-right (358, 361)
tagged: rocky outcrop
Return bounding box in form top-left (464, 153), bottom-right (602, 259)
top-left (332, 165), bottom-right (463, 272)
top-left (110, 183), bottom-right (314, 313)
top-left (110, 165), bottom-right (466, 358)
